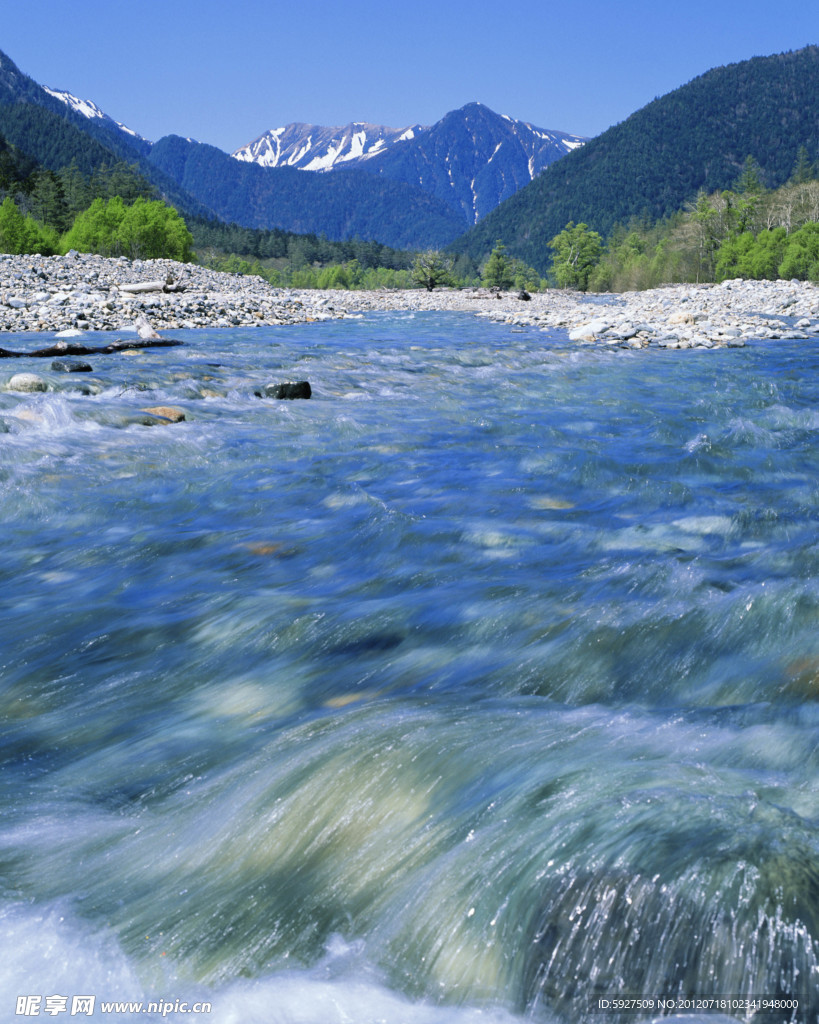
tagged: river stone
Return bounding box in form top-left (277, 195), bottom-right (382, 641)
top-left (255, 381), bottom-right (312, 400)
top-left (568, 318), bottom-right (611, 341)
top-left (140, 405), bottom-right (187, 422)
top-left (7, 372), bottom-right (47, 392)
top-left (51, 358), bottom-right (93, 373)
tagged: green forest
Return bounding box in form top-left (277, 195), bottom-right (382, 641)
top-left (548, 154), bottom-right (819, 292)
top-left (0, 133), bottom-right (424, 284)
top-left (452, 46), bottom-right (819, 276)
top-left (3, 120), bottom-right (819, 293)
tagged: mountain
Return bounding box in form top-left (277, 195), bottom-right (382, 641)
top-left (42, 87), bottom-right (148, 146)
top-left (0, 45), bottom-right (590, 251)
top-left (450, 45), bottom-right (819, 274)
top-left (233, 121), bottom-right (421, 170)
top-left (147, 135), bottom-right (466, 250)
top-left (233, 103), bottom-right (586, 225)
top-left (0, 48), bottom-right (213, 219)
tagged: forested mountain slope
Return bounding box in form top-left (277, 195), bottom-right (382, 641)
top-left (0, 48), bottom-right (215, 220)
top-left (450, 46), bottom-right (819, 273)
top-left (148, 135), bottom-right (466, 250)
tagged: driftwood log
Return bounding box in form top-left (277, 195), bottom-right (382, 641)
top-left (117, 279), bottom-right (186, 295)
top-left (0, 339), bottom-right (183, 358)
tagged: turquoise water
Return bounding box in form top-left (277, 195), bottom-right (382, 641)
top-left (0, 312), bottom-right (818, 1023)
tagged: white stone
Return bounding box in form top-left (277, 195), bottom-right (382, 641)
top-left (568, 317), bottom-right (611, 341)
top-left (7, 373), bottom-right (47, 392)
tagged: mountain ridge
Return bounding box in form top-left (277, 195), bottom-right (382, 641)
top-left (449, 45), bottom-right (819, 273)
top-left (231, 102), bottom-right (586, 225)
top-left (5, 54), bottom-right (587, 250)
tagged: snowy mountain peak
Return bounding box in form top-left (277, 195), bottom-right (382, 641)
top-left (43, 86), bottom-right (147, 142)
top-left (230, 103), bottom-right (587, 225)
top-left (232, 121), bottom-right (424, 172)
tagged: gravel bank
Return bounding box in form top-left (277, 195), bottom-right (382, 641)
top-left (2, 252), bottom-right (819, 349)
top-left (328, 279), bottom-right (819, 349)
top-left (0, 252), bottom-right (345, 333)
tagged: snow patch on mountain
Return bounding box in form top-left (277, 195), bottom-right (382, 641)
top-left (43, 87), bottom-right (146, 141)
top-left (230, 103), bottom-right (587, 225)
top-left (232, 121), bottom-right (424, 171)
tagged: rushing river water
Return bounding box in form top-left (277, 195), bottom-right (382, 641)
top-left (1, 312), bottom-right (818, 1024)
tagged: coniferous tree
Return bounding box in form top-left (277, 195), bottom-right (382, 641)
top-left (482, 240), bottom-right (515, 289)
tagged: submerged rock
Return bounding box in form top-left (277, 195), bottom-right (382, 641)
top-left (51, 358), bottom-right (93, 373)
top-left (255, 381), bottom-right (312, 400)
top-left (140, 405), bottom-right (187, 423)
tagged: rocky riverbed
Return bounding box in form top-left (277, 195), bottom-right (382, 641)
top-left (0, 252), bottom-right (345, 333)
top-left (328, 278), bottom-right (819, 349)
top-left (2, 251), bottom-right (819, 349)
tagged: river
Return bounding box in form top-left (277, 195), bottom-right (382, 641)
top-left (1, 312), bottom-right (817, 1023)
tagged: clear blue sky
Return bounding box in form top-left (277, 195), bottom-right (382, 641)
top-left (2, 0), bottom-right (818, 153)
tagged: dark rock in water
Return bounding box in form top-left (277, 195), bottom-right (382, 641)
top-left (51, 358), bottom-right (93, 373)
top-left (328, 632), bottom-right (405, 657)
top-left (255, 381), bottom-right (312, 400)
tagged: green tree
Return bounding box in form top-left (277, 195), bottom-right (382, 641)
top-left (61, 196), bottom-right (127, 256)
top-left (411, 250), bottom-right (453, 291)
top-left (0, 197), bottom-right (58, 254)
top-left (61, 196), bottom-right (193, 261)
top-left (778, 222), bottom-right (819, 281)
top-left (789, 146), bottom-right (815, 185)
top-left (26, 169), bottom-right (67, 231)
top-left (482, 240), bottom-right (514, 290)
top-left (689, 192), bottom-right (721, 282)
top-left (57, 162), bottom-right (92, 221)
top-left (117, 197), bottom-right (193, 261)
top-left (548, 222), bottom-right (603, 291)
top-left (715, 231), bottom-right (757, 280)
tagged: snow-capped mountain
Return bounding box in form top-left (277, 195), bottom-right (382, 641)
top-left (43, 86), bottom-right (147, 143)
top-left (232, 103), bottom-right (586, 224)
top-left (233, 121), bottom-right (421, 171)
top-left (0, 43), bottom-right (589, 248)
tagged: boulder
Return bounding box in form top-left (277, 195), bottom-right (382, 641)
top-left (568, 318), bottom-right (611, 341)
top-left (51, 359), bottom-right (93, 373)
top-left (255, 381), bottom-right (312, 400)
top-left (7, 372), bottom-right (47, 392)
top-left (140, 405), bottom-right (187, 422)
top-left (134, 313), bottom-right (162, 340)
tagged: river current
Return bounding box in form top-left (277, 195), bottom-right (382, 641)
top-left (1, 312), bottom-right (818, 1023)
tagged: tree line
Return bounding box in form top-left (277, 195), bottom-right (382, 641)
top-left (548, 152), bottom-right (819, 291)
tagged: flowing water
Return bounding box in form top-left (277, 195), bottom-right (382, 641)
top-left (0, 312), bottom-right (818, 1024)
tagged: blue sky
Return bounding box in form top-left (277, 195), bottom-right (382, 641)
top-left (3, 0), bottom-right (818, 153)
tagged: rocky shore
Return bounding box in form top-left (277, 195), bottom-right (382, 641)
top-left (328, 278), bottom-right (819, 349)
top-left (1, 252), bottom-right (819, 349)
top-left (0, 252), bottom-right (344, 333)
